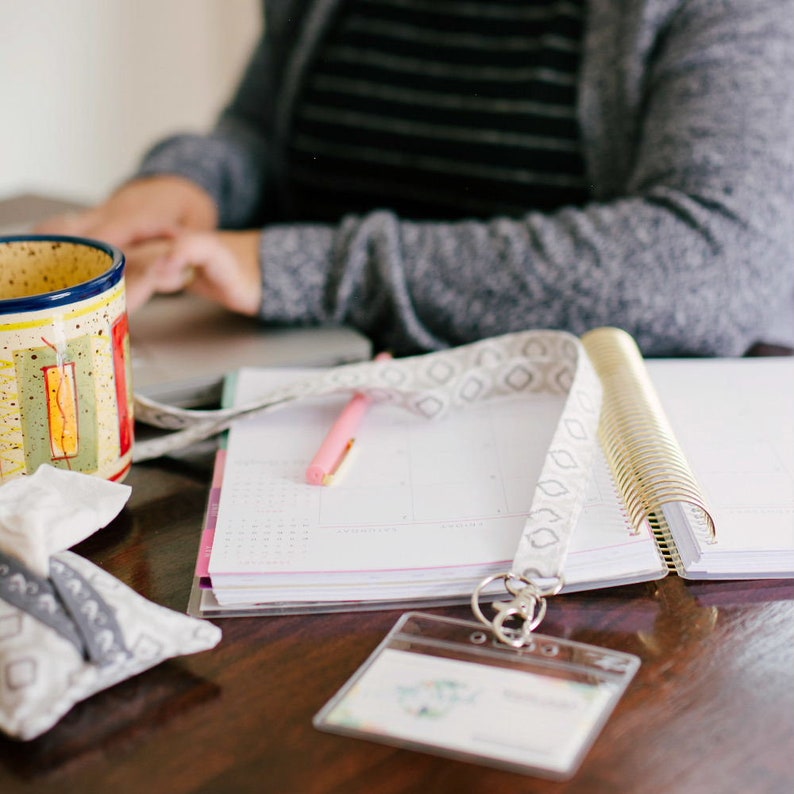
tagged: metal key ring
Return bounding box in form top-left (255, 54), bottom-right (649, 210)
top-left (471, 571), bottom-right (561, 647)
top-left (471, 571), bottom-right (563, 648)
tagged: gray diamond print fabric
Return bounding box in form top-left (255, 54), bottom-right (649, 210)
top-left (0, 551), bottom-right (221, 740)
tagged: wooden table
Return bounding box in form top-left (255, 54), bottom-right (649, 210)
top-left (2, 196), bottom-right (793, 793)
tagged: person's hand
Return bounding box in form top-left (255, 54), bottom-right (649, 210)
top-left (33, 175), bottom-right (218, 249)
top-left (123, 229), bottom-right (262, 316)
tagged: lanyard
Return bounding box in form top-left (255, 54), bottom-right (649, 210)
top-left (135, 330), bottom-right (602, 644)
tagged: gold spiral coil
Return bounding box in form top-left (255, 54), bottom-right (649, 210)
top-left (581, 327), bottom-right (716, 546)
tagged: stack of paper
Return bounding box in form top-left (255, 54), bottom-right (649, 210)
top-left (192, 368), bottom-right (664, 615)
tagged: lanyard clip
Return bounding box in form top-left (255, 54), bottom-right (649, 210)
top-left (471, 571), bottom-right (563, 648)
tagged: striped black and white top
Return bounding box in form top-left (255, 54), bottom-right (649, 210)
top-left (285, 0), bottom-right (589, 221)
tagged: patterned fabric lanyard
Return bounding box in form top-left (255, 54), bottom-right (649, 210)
top-left (134, 330), bottom-right (603, 645)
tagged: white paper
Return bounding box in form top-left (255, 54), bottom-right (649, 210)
top-left (648, 358), bottom-right (794, 576)
top-left (207, 368), bottom-right (662, 605)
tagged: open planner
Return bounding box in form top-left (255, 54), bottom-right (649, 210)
top-left (187, 328), bottom-right (794, 618)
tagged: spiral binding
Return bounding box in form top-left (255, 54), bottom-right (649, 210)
top-left (581, 327), bottom-right (716, 545)
top-left (647, 512), bottom-right (683, 573)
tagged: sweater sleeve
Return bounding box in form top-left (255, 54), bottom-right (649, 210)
top-left (260, 0), bottom-right (794, 357)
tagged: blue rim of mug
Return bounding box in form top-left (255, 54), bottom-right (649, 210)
top-left (0, 234), bottom-right (125, 313)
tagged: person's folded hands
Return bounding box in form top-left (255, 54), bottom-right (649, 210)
top-left (123, 229), bottom-right (262, 316)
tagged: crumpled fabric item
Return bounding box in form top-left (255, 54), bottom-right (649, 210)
top-left (0, 466), bottom-right (221, 740)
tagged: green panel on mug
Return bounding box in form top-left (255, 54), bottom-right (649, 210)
top-left (15, 336), bottom-right (99, 473)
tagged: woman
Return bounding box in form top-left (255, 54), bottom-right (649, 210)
top-left (39, 0), bottom-right (794, 357)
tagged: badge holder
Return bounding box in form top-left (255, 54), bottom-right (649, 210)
top-left (314, 612), bottom-right (639, 780)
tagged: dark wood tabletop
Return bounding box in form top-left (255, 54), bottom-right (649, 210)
top-left (1, 195), bottom-right (793, 794)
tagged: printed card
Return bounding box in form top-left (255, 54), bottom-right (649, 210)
top-left (315, 613), bottom-right (639, 779)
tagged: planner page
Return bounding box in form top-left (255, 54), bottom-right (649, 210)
top-left (206, 368), bottom-right (663, 605)
top-left (648, 357), bottom-right (794, 577)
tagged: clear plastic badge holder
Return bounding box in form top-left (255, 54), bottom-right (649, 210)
top-left (315, 612), bottom-right (640, 780)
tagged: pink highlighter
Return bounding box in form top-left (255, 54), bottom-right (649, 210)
top-left (305, 352), bottom-right (391, 486)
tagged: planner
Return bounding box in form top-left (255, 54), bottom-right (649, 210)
top-left (187, 329), bottom-right (794, 618)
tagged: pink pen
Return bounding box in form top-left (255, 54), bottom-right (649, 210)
top-left (305, 352), bottom-right (391, 486)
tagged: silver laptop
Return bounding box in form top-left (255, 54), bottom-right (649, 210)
top-left (129, 292), bottom-right (371, 406)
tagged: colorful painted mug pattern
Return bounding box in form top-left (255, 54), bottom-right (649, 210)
top-left (0, 236), bottom-right (133, 482)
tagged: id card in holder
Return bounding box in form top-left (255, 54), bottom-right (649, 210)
top-left (314, 612), bottom-right (639, 780)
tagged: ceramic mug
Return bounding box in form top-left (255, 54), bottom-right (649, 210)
top-left (0, 236), bottom-right (133, 483)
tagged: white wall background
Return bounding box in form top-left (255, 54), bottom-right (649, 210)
top-left (0, 0), bottom-right (261, 204)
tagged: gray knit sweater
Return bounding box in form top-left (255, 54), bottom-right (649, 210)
top-left (140, 0), bottom-right (794, 357)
